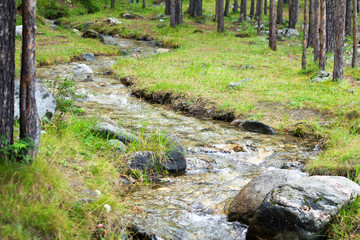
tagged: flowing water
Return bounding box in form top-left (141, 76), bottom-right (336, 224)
top-left (37, 36), bottom-right (318, 240)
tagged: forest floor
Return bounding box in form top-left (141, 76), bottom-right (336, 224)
top-left (2, 0), bottom-right (360, 239)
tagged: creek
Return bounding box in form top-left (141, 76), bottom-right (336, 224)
top-left (37, 36), bottom-right (318, 240)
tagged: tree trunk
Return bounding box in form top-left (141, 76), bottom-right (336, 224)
top-left (257, 0), bottom-right (263, 34)
top-left (302, 0), bottom-right (308, 69)
top-left (170, 0), bottom-right (176, 27)
top-left (276, 0), bottom-right (283, 24)
top-left (352, 0), bottom-right (358, 68)
top-left (345, 0), bottom-right (352, 36)
top-left (326, 0), bottom-right (337, 52)
top-left (289, 0), bottom-right (298, 28)
top-left (313, 0), bottom-right (320, 61)
top-left (333, 0), bottom-right (346, 82)
top-left (189, 0), bottom-right (202, 17)
top-left (250, 0), bottom-right (255, 18)
top-left (319, 0), bottom-right (326, 70)
top-left (175, 0), bottom-right (183, 25)
top-left (111, 0), bottom-right (115, 8)
top-left (217, 0), bottom-right (225, 32)
top-left (308, 0), bottom-right (315, 47)
top-left (20, 0), bottom-right (41, 158)
top-left (233, 0), bottom-right (239, 13)
top-left (166, 0), bottom-right (171, 15)
top-left (264, 0), bottom-right (267, 15)
top-left (0, 0), bottom-right (16, 151)
top-left (224, 0), bottom-right (230, 16)
top-left (143, 0), bottom-right (146, 8)
top-left (240, 0), bottom-right (247, 22)
top-left (269, 0), bottom-right (276, 50)
top-left (256, 0), bottom-right (261, 19)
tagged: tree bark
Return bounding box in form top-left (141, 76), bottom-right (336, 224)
top-left (264, 0), bottom-right (267, 15)
top-left (345, 0), bottom-right (352, 36)
top-left (233, 0), bottom-right (239, 12)
top-left (313, 0), bottom-right (320, 61)
top-left (289, 0), bottom-right (299, 28)
top-left (276, 0), bottom-right (283, 24)
top-left (352, 0), bottom-right (358, 68)
top-left (319, 0), bottom-right (326, 70)
top-left (0, 0), bottom-right (16, 150)
top-left (269, 0), bottom-right (276, 50)
top-left (257, 0), bottom-right (263, 34)
top-left (20, 0), bottom-right (41, 158)
top-left (166, 0), bottom-right (171, 15)
top-left (256, 0), bottom-right (261, 19)
top-left (224, 0), bottom-right (230, 16)
top-left (302, 0), bottom-right (308, 69)
top-left (326, 0), bottom-right (337, 52)
top-left (143, 0), bottom-right (146, 8)
top-left (308, 0), bottom-right (315, 47)
top-left (333, 0), bottom-right (346, 82)
top-left (217, 0), bottom-right (225, 32)
top-left (175, 0), bottom-right (183, 25)
top-left (240, 0), bottom-right (247, 22)
top-left (189, 0), bottom-right (202, 17)
top-left (250, 0), bottom-right (255, 18)
top-left (111, 0), bottom-right (115, 8)
top-left (170, 0), bottom-right (176, 27)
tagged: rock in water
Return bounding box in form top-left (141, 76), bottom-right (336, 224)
top-left (228, 170), bottom-right (308, 224)
top-left (73, 64), bottom-right (94, 82)
top-left (81, 53), bottom-right (96, 61)
top-left (14, 82), bottom-right (56, 120)
top-left (128, 151), bottom-right (159, 171)
top-left (247, 176), bottom-right (360, 240)
top-left (82, 29), bottom-right (104, 42)
top-left (241, 120), bottom-right (276, 134)
top-left (162, 135), bottom-right (186, 172)
top-left (92, 122), bottom-right (139, 144)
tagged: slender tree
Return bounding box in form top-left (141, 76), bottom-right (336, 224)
top-left (345, 0), bottom-right (352, 36)
top-left (257, 0), bottom-right (263, 34)
top-left (269, 0), bottom-right (276, 50)
top-left (276, 0), bottom-right (283, 24)
top-left (256, 0), bottom-right (261, 19)
top-left (308, 0), bottom-right (315, 47)
top-left (143, 0), bottom-right (146, 8)
top-left (166, 0), bottom-right (171, 15)
top-left (189, 0), bottom-right (202, 17)
top-left (352, 0), bottom-right (358, 68)
top-left (319, 0), bottom-right (326, 70)
top-left (289, 0), bottom-right (299, 28)
top-left (302, 0), bottom-right (308, 69)
top-left (217, 0), bottom-right (225, 32)
top-left (313, 0), bottom-right (320, 61)
top-left (326, 0), bottom-right (337, 52)
top-left (175, 0), bottom-right (183, 25)
top-left (224, 0), bottom-right (230, 16)
top-left (250, 0), bottom-right (255, 18)
top-left (0, 0), bottom-right (16, 151)
top-left (20, 0), bottom-right (41, 157)
top-left (264, 0), bottom-right (267, 15)
top-left (233, 0), bottom-right (239, 13)
top-left (170, 0), bottom-right (176, 27)
top-left (240, 0), bottom-right (247, 22)
top-left (111, 0), bottom-right (115, 8)
top-left (333, 0), bottom-right (346, 81)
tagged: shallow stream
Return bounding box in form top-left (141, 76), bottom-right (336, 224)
top-left (37, 36), bottom-right (318, 240)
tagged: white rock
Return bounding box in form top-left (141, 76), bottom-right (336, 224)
top-left (16, 25), bottom-right (23, 36)
top-left (156, 48), bottom-right (170, 54)
top-left (73, 64), bottom-right (93, 82)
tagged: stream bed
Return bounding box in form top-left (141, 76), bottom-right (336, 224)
top-left (37, 36), bottom-right (318, 240)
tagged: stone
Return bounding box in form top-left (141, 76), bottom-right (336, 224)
top-left (106, 17), bottom-right (122, 25)
top-left (241, 120), bottom-right (276, 134)
top-left (122, 13), bottom-right (137, 19)
top-left (311, 70), bottom-right (333, 83)
top-left (228, 169), bottom-right (308, 224)
top-left (81, 53), bottom-right (96, 61)
top-left (128, 151), bottom-right (159, 171)
top-left (156, 48), bottom-right (170, 54)
top-left (73, 64), bottom-right (93, 82)
top-left (108, 139), bottom-right (127, 152)
top-left (16, 25), bottom-right (23, 36)
top-left (82, 30), bottom-right (104, 42)
top-left (162, 135), bottom-right (187, 172)
top-left (247, 176), bottom-right (360, 240)
top-left (277, 28), bottom-right (300, 38)
top-left (230, 119), bottom-right (244, 126)
top-left (92, 122), bottom-right (139, 144)
top-left (72, 29), bottom-right (81, 36)
top-left (14, 82), bottom-right (56, 120)
top-left (229, 78), bottom-right (252, 88)
top-left (150, 13), bottom-right (166, 20)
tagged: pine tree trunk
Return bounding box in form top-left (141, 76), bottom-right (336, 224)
top-left (175, 0), bottom-right (183, 25)
top-left (256, 0), bottom-right (261, 19)
top-left (166, 0), bottom-right (171, 15)
top-left (250, 0), bottom-right (255, 18)
top-left (308, 0), bottom-right (315, 47)
top-left (217, 0), bottom-right (225, 32)
top-left (269, 0), bottom-right (276, 50)
top-left (352, 0), bottom-right (358, 68)
top-left (345, 0), bottom-right (352, 36)
top-left (264, 0), bottom-right (267, 15)
top-left (170, 0), bottom-right (176, 27)
top-left (224, 0), bottom-right (230, 16)
top-left (326, 0), bottom-right (337, 52)
top-left (276, 0), bottom-right (283, 24)
top-left (289, 0), bottom-right (298, 28)
top-left (143, 0), bottom-right (146, 8)
top-left (319, 0), bottom-right (326, 70)
top-left (302, 0), bottom-right (308, 69)
top-left (313, 0), bottom-right (320, 61)
top-left (189, 0), bottom-right (202, 17)
top-left (333, 0), bottom-right (346, 81)
top-left (233, 0), bottom-right (239, 13)
top-left (111, 0), bottom-right (115, 8)
top-left (240, 0), bottom-right (247, 22)
top-left (0, 0), bottom-right (16, 150)
top-left (20, 0), bottom-right (41, 158)
top-left (257, 0), bottom-right (263, 34)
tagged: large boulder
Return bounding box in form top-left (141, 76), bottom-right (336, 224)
top-left (92, 122), bottom-right (139, 144)
top-left (277, 28), bottom-right (299, 38)
top-left (228, 170), bottom-right (308, 224)
top-left (128, 151), bottom-right (159, 171)
top-left (73, 64), bottom-right (94, 82)
top-left (108, 139), bottom-right (127, 152)
top-left (241, 120), bottom-right (276, 134)
top-left (82, 29), bottom-right (104, 42)
top-left (247, 176), bottom-right (360, 240)
top-left (311, 70), bottom-right (333, 83)
top-left (81, 53), bottom-right (96, 62)
top-left (162, 135), bottom-right (186, 172)
top-left (14, 82), bottom-right (56, 120)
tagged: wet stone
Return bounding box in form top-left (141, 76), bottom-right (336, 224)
top-left (81, 53), bottom-right (96, 61)
top-left (241, 120), bottom-right (276, 134)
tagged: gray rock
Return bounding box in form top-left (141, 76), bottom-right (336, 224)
top-left (277, 28), bottom-right (300, 38)
top-left (108, 139), bottom-right (127, 152)
top-left (81, 53), bottom-right (96, 61)
top-left (150, 13), bottom-right (166, 20)
top-left (82, 30), bottom-right (104, 42)
top-left (241, 120), bottom-right (276, 134)
top-left (16, 25), bottom-right (23, 36)
top-left (311, 70), bottom-right (333, 83)
top-left (156, 48), bottom-right (170, 54)
top-left (122, 13), bottom-right (137, 19)
top-left (162, 135), bottom-right (186, 172)
top-left (247, 176), bottom-right (360, 240)
top-left (106, 17), bottom-right (122, 25)
top-left (98, 115), bottom-right (117, 126)
top-left (73, 64), bottom-right (93, 82)
top-left (14, 82), bottom-right (56, 120)
top-left (92, 122), bottom-right (139, 144)
top-left (229, 78), bottom-right (252, 88)
top-left (72, 29), bottom-right (81, 36)
top-left (228, 170), bottom-right (308, 224)
top-left (128, 151), bottom-right (159, 171)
